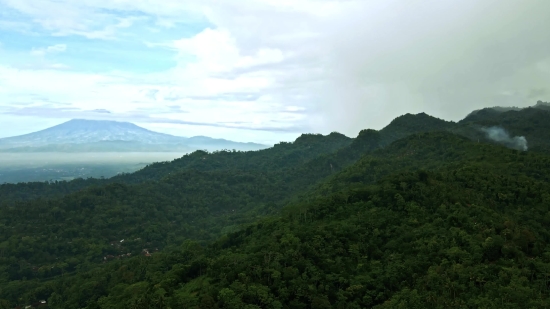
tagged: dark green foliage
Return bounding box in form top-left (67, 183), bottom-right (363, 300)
top-left (0, 131), bottom-right (352, 200)
top-left (2, 103), bottom-right (550, 308)
top-left (460, 104), bottom-right (550, 152)
top-left (3, 100), bottom-right (548, 202)
top-left (379, 112), bottom-right (455, 146)
top-left (0, 178), bottom-right (106, 202)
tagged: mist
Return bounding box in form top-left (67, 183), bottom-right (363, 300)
top-left (0, 152), bottom-right (186, 183)
top-left (0, 152), bottom-right (184, 168)
top-left (481, 126), bottom-right (528, 151)
top-left (276, 0), bottom-right (550, 136)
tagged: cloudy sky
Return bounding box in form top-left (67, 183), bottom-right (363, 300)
top-left (0, 0), bottom-right (549, 144)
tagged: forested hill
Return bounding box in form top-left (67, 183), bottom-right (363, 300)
top-left (1, 102), bottom-right (550, 308)
top-left (0, 132), bottom-right (352, 202)
top-left (2, 102), bottom-right (549, 203)
top-left (3, 131), bottom-right (550, 308)
top-left (458, 105), bottom-right (550, 152)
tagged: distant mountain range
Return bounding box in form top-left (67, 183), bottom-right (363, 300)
top-left (1, 100), bottom-right (549, 153)
top-left (0, 119), bottom-right (268, 152)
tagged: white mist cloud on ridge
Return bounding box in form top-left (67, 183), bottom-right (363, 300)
top-left (481, 126), bottom-right (528, 151)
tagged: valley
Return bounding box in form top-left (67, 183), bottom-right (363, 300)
top-left (0, 152), bottom-right (185, 183)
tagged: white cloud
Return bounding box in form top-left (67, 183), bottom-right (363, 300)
top-left (172, 28), bottom-right (285, 73)
top-left (1, 0), bottom-right (550, 142)
top-left (30, 44), bottom-right (67, 56)
top-left (0, 0), bottom-right (203, 38)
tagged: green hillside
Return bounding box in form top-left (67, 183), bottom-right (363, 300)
top-left (3, 101), bottom-right (547, 203)
top-left (1, 102), bottom-right (550, 308)
top-left (0, 132), bottom-right (353, 202)
top-left (458, 102), bottom-right (550, 152)
top-left (3, 132), bottom-right (550, 308)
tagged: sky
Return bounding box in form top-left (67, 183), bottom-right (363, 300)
top-left (0, 0), bottom-right (549, 144)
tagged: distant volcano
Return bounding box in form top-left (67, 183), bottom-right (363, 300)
top-left (0, 119), bottom-right (268, 152)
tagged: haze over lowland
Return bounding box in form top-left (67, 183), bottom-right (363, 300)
top-left (0, 119), bottom-right (268, 183)
top-left (1, 101), bottom-right (548, 184)
top-left (0, 119), bottom-right (268, 152)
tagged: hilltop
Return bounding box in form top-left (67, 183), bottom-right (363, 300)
top-left (0, 101), bottom-right (550, 308)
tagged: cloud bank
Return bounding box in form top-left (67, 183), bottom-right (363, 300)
top-left (0, 0), bottom-right (549, 143)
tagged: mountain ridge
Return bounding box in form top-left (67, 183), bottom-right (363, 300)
top-left (463, 100), bottom-right (550, 118)
top-left (1, 101), bottom-right (550, 307)
top-left (0, 119), bottom-right (268, 152)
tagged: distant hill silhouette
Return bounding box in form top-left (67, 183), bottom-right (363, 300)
top-left (0, 119), bottom-right (268, 152)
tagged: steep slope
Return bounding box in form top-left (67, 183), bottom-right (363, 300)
top-left (0, 112), bottom-right (447, 201)
top-left (0, 132), bottom-right (357, 287)
top-left (282, 113), bottom-right (457, 191)
top-left (379, 112), bottom-right (455, 145)
top-left (191, 149), bottom-right (550, 309)
top-left (0, 133), bottom-right (356, 272)
top-left (107, 132), bottom-right (354, 183)
top-left (3, 106), bottom-right (546, 201)
top-left (0, 132), bottom-right (353, 202)
top-left (459, 106), bottom-right (550, 152)
top-left (4, 132), bottom-right (550, 308)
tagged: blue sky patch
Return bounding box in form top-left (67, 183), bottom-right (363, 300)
top-left (0, 5), bottom-right (210, 73)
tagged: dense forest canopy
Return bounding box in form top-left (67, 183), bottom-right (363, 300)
top-left (1, 102), bottom-right (550, 308)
